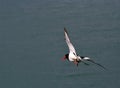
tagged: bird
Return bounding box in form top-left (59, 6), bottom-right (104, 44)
top-left (62, 27), bottom-right (106, 70)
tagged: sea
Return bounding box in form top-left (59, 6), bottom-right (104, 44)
top-left (0, 0), bottom-right (120, 88)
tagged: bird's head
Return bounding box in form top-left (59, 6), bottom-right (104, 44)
top-left (62, 54), bottom-right (69, 61)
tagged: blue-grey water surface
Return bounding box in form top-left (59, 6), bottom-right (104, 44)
top-left (0, 0), bottom-right (120, 88)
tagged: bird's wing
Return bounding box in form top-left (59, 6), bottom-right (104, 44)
top-left (64, 28), bottom-right (77, 55)
top-left (87, 59), bottom-right (107, 70)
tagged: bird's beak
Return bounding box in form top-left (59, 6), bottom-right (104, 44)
top-left (61, 56), bottom-right (66, 61)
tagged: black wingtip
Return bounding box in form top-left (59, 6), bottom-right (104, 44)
top-left (64, 27), bottom-right (69, 36)
top-left (87, 59), bottom-right (107, 70)
top-left (64, 27), bottom-right (67, 32)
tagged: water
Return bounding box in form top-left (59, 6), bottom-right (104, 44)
top-left (0, 0), bottom-right (120, 88)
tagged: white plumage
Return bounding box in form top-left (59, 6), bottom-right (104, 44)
top-left (64, 28), bottom-right (81, 62)
top-left (62, 27), bottom-right (106, 69)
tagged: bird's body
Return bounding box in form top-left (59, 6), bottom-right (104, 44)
top-left (63, 28), bottom-right (81, 66)
top-left (63, 28), bottom-right (88, 66)
top-left (68, 52), bottom-right (79, 61)
top-left (62, 27), bottom-right (106, 69)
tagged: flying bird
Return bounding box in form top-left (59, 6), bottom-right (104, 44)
top-left (62, 27), bottom-right (106, 70)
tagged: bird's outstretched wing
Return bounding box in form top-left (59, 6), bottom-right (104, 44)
top-left (87, 59), bottom-right (107, 70)
top-left (64, 28), bottom-right (77, 55)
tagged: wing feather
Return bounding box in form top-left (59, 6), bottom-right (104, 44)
top-left (64, 28), bottom-right (77, 55)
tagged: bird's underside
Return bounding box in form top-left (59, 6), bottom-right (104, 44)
top-left (63, 27), bottom-right (107, 70)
